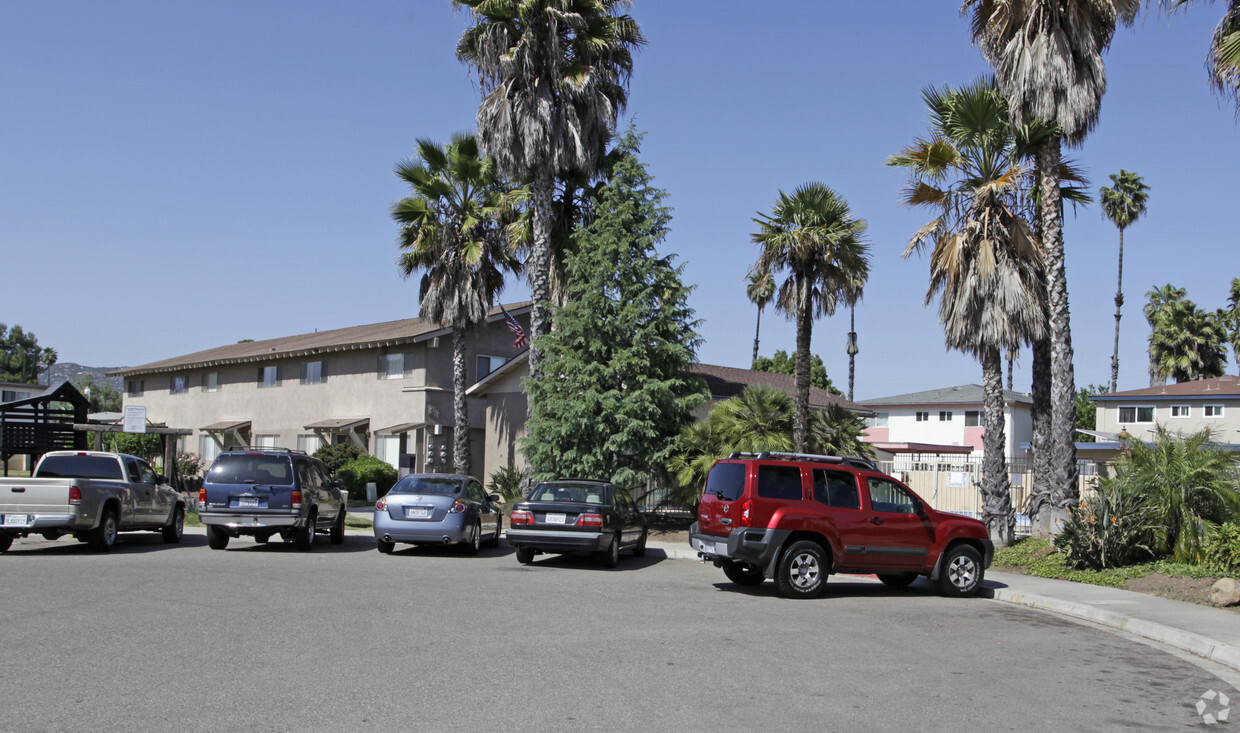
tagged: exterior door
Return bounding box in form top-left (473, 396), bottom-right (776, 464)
top-left (858, 475), bottom-right (935, 571)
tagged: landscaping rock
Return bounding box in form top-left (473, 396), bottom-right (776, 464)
top-left (1209, 578), bottom-right (1240, 607)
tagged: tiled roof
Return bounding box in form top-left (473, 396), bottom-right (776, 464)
top-left (686, 363), bottom-right (873, 415)
top-left (1092, 375), bottom-right (1240, 400)
top-left (110, 302), bottom-right (532, 377)
top-left (860, 384), bottom-right (1032, 407)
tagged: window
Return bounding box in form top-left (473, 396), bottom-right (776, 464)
top-left (171, 376), bottom-right (187, 395)
top-left (915, 411), bottom-right (930, 422)
top-left (203, 371), bottom-right (219, 393)
top-left (867, 477), bottom-right (918, 514)
top-left (476, 355), bottom-right (507, 381)
top-left (704, 463), bottom-right (746, 502)
top-left (375, 435), bottom-right (400, 469)
top-left (297, 434), bottom-right (322, 455)
top-left (871, 413), bottom-right (889, 427)
top-left (1118, 405), bottom-right (1154, 423)
top-left (300, 360), bottom-right (325, 385)
top-left (379, 353), bottom-right (407, 380)
top-left (2, 390), bottom-right (31, 402)
top-left (127, 380), bottom-right (144, 397)
top-left (258, 366), bottom-right (280, 389)
top-left (939, 411), bottom-right (953, 422)
top-left (1170, 405), bottom-right (1191, 418)
top-left (1205, 404), bottom-right (1224, 418)
top-left (199, 435), bottom-right (220, 465)
top-left (964, 411), bottom-right (980, 427)
top-left (254, 434), bottom-right (279, 449)
top-left (756, 465), bottom-right (803, 500)
top-left (812, 469), bottom-right (860, 510)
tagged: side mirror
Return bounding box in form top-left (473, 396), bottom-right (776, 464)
top-left (913, 499), bottom-right (926, 516)
top-left (489, 494), bottom-right (502, 503)
top-left (156, 474), bottom-right (167, 485)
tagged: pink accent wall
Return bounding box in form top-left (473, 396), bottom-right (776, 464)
top-left (963, 427), bottom-right (985, 451)
top-left (864, 427), bottom-right (889, 441)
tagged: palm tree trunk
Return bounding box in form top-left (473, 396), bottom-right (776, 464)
top-left (527, 172), bottom-right (555, 392)
top-left (847, 304), bottom-right (857, 402)
top-left (1110, 226), bottom-right (1125, 393)
top-left (793, 277), bottom-right (813, 453)
top-left (452, 327), bottom-right (470, 475)
top-left (1028, 337), bottom-right (1054, 538)
top-left (1040, 136), bottom-right (1079, 528)
top-left (981, 346), bottom-right (1013, 547)
top-left (1006, 351), bottom-right (1013, 391)
top-left (751, 307), bottom-right (762, 366)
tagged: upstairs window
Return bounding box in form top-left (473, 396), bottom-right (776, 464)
top-left (171, 376), bottom-right (187, 395)
top-left (203, 371), bottom-right (219, 393)
top-left (939, 411), bottom-right (953, 422)
top-left (915, 412), bottom-right (930, 422)
top-left (258, 365), bottom-right (280, 389)
top-left (1118, 405), bottom-right (1154, 424)
top-left (379, 353), bottom-right (408, 380)
top-left (127, 380), bottom-right (144, 397)
top-left (300, 361), bottom-right (325, 385)
top-left (964, 411), bottom-right (981, 427)
top-left (1170, 405), bottom-right (1190, 418)
top-left (476, 355), bottom-right (507, 381)
top-left (1205, 405), bottom-right (1224, 418)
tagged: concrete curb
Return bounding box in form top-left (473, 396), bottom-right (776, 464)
top-left (990, 588), bottom-right (1240, 672)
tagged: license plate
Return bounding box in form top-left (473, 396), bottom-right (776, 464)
top-left (546, 513), bottom-right (566, 525)
top-left (239, 497), bottom-right (259, 508)
top-left (3, 514), bottom-right (30, 527)
top-left (406, 507), bottom-right (430, 519)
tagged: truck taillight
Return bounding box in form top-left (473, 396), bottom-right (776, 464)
top-left (739, 498), bottom-right (753, 527)
top-left (69, 485), bottom-right (82, 505)
top-left (375, 497), bottom-right (387, 511)
top-left (510, 509), bottom-right (533, 525)
top-left (291, 490), bottom-right (302, 509)
top-left (576, 513), bottom-right (604, 528)
top-left (449, 500), bottom-right (467, 514)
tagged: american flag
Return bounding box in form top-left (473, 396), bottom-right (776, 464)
top-left (499, 303), bottom-right (527, 348)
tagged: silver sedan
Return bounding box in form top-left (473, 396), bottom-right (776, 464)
top-left (373, 474), bottom-right (502, 555)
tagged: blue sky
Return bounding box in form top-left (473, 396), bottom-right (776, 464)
top-left (2, 2), bottom-right (1236, 400)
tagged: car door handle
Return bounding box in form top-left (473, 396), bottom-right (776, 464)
top-left (869, 518), bottom-right (884, 525)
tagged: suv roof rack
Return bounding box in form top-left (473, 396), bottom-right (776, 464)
top-left (727, 451), bottom-right (877, 472)
top-left (224, 446), bottom-right (308, 455)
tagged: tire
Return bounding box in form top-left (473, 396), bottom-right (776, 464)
top-left (721, 560), bottom-right (765, 586)
top-left (329, 509), bottom-right (345, 545)
top-left (463, 521), bottom-right (481, 556)
top-left (376, 538), bottom-right (395, 554)
top-left (600, 534), bottom-right (620, 568)
top-left (878, 572), bottom-right (919, 589)
top-left (485, 516), bottom-right (502, 548)
top-left (775, 540), bottom-right (828, 599)
top-left (294, 513), bottom-right (316, 551)
top-left (161, 506), bottom-right (185, 544)
top-left (0, 535), bottom-right (12, 553)
top-left (88, 508), bottom-right (119, 552)
top-left (632, 529), bottom-right (648, 558)
top-left (936, 544), bottom-right (984, 597)
top-left (515, 546), bottom-right (534, 564)
top-left (207, 525), bottom-right (229, 550)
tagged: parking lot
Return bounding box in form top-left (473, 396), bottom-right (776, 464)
top-left (0, 531), bottom-right (1229, 731)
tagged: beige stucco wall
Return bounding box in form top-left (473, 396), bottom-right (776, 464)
top-left (1095, 398), bottom-right (1240, 442)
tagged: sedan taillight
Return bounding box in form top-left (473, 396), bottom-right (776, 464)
top-left (375, 498), bottom-right (387, 511)
top-left (291, 490), bottom-right (303, 509)
top-left (449, 500), bottom-right (467, 514)
top-left (576, 513), bottom-right (604, 528)
top-left (510, 509), bottom-right (533, 525)
top-left (69, 485), bottom-right (82, 506)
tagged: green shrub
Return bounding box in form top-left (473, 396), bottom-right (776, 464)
top-left (314, 443), bottom-right (362, 474)
top-left (335, 454), bottom-right (397, 502)
top-left (1203, 522), bottom-right (1240, 574)
top-left (487, 465), bottom-right (528, 503)
top-left (1056, 480), bottom-right (1164, 570)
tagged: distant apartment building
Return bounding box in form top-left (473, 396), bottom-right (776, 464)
top-left (111, 304), bottom-right (531, 481)
top-left (859, 384), bottom-right (1033, 457)
top-left (1090, 375), bottom-right (1240, 445)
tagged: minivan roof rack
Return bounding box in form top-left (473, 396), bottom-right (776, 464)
top-left (727, 451), bottom-right (877, 472)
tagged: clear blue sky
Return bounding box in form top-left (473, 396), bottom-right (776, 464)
top-left (2, 2), bottom-right (1236, 400)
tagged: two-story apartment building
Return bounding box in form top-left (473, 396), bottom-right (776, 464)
top-left (860, 384), bottom-right (1033, 457)
top-left (1091, 375), bottom-right (1240, 444)
top-left (110, 304), bottom-right (531, 480)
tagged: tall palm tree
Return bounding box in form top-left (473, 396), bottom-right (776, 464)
top-left (392, 133), bottom-right (520, 475)
top-left (746, 269), bottom-right (776, 365)
top-left (1144, 283), bottom-right (1187, 386)
top-left (1149, 298), bottom-right (1229, 382)
top-left (1161, 1), bottom-right (1240, 112)
top-left (1225, 277), bottom-right (1240, 373)
top-left (887, 78), bottom-right (1046, 546)
top-left (752, 184), bottom-right (870, 452)
top-left (455, 0), bottom-right (644, 392)
top-left (1100, 169), bottom-right (1150, 392)
top-left (965, 0), bottom-right (1139, 532)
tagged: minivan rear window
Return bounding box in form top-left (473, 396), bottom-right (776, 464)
top-left (704, 463), bottom-right (746, 502)
top-left (207, 454), bottom-right (294, 485)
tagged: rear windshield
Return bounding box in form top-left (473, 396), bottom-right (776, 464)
top-left (526, 483), bottom-right (609, 504)
top-left (388, 476), bottom-right (462, 495)
top-left (704, 463), bottom-right (746, 502)
top-left (206, 454), bottom-right (294, 486)
top-left (35, 455), bottom-right (124, 480)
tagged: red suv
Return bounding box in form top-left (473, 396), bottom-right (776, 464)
top-left (689, 452), bottom-right (994, 599)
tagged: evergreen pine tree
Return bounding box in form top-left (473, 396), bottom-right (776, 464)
top-left (522, 127), bottom-right (707, 489)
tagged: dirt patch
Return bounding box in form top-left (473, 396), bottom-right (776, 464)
top-left (1124, 573), bottom-right (1240, 612)
top-left (646, 513), bottom-right (693, 544)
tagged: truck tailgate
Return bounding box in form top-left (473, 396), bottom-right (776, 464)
top-left (0, 478), bottom-right (74, 515)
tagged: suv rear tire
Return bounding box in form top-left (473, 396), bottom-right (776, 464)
top-left (936, 544), bottom-right (984, 597)
top-left (721, 560), bottom-right (764, 587)
top-left (775, 540), bottom-right (828, 599)
top-left (294, 514), bottom-right (316, 551)
top-left (329, 510), bottom-right (346, 545)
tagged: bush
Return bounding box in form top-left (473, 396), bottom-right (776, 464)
top-left (1203, 523), bottom-right (1240, 574)
top-left (314, 443), bottom-right (362, 475)
top-left (335, 454), bottom-right (397, 502)
top-left (487, 465), bottom-right (529, 503)
top-left (107, 432), bottom-right (163, 463)
top-left (1057, 480), bottom-right (1164, 570)
top-left (177, 452), bottom-right (206, 477)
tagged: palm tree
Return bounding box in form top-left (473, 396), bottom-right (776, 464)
top-left (1225, 277), bottom-right (1240, 373)
top-left (1144, 284), bottom-right (1187, 386)
top-left (1100, 169), bottom-right (1150, 392)
top-left (746, 270), bottom-right (776, 365)
top-left (887, 78), bottom-right (1046, 546)
top-left (1149, 298), bottom-right (1229, 382)
top-left (1160, 1), bottom-right (1240, 112)
top-left (392, 133), bottom-right (520, 475)
top-left (455, 0), bottom-right (644, 392)
top-left (808, 403), bottom-right (875, 459)
top-left (965, 0), bottom-right (1139, 533)
top-left (752, 184), bottom-right (870, 452)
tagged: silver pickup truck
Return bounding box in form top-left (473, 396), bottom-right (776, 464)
top-left (0, 451), bottom-right (186, 553)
